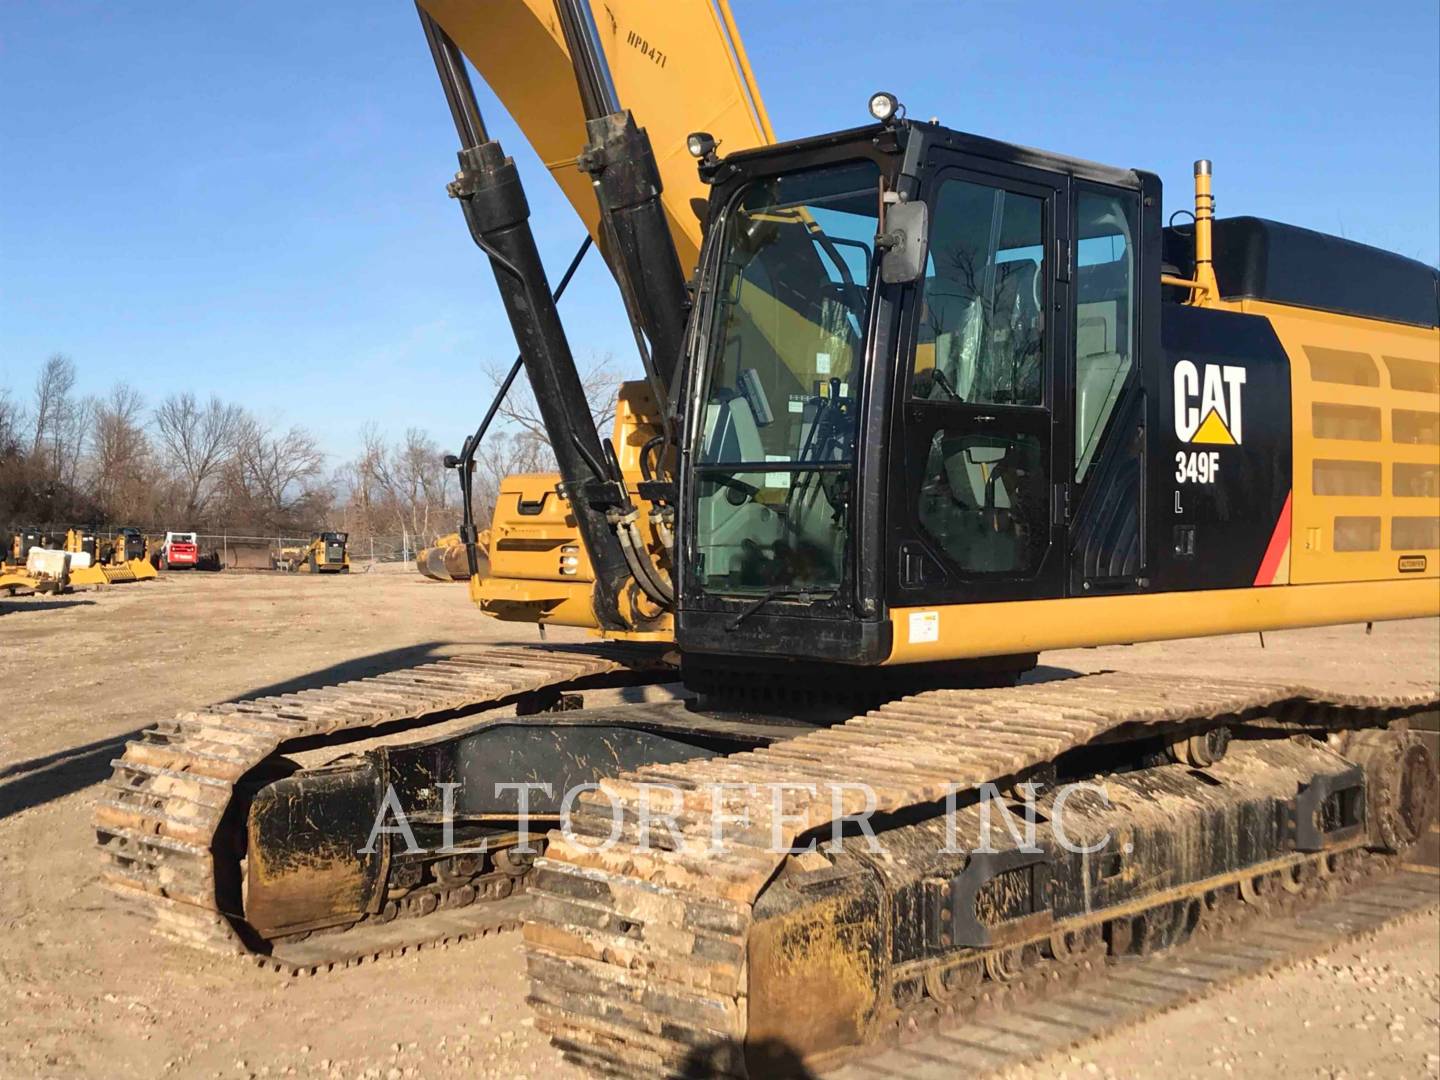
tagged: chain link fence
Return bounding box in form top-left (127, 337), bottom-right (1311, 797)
top-left (7, 521), bottom-right (436, 571)
top-left (194, 533), bottom-right (425, 570)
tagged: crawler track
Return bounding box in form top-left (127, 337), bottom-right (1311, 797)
top-left (94, 643), bottom-right (667, 967)
top-left (826, 863), bottom-right (1438, 1080)
top-left (523, 671), bottom-right (1437, 1077)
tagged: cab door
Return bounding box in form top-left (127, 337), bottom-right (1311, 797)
top-left (1066, 183), bottom-right (1147, 594)
top-left (886, 157), bottom-right (1070, 604)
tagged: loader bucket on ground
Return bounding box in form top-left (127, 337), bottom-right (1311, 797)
top-left (416, 540), bottom-right (485, 582)
top-left (418, 546), bottom-right (451, 581)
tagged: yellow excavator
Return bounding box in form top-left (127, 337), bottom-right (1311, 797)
top-left (97, 3), bottom-right (1438, 1076)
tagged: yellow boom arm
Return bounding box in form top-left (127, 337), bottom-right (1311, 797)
top-left (416, 0), bottom-right (773, 273)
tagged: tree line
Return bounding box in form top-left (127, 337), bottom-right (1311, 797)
top-left (1, 351), bottom-right (619, 547)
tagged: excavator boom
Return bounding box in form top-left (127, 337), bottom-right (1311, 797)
top-left (418, 0), bottom-right (772, 274)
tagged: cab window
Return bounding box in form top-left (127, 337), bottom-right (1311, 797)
top-left (912, 180), bottom-right (1045, 407)
top-left (907, 174), bottom-right (1050, 580)
top-left (1074, 189), bottom-right (1138, 481)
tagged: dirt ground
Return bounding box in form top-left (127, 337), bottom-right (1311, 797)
top-left (1, 568), bottom-right (1436, 1080)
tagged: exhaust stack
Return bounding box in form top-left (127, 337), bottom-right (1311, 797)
top-left (1159, 158), bottom-right (1220, 304)
top-left (1193, 158), bottom-right (1219, 299)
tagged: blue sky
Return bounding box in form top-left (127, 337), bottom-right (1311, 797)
top-left (3, 1), bottom-right (1437, 465)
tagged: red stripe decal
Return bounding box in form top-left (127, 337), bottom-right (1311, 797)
top-left (1254, 490), bottom-right (1293, 586)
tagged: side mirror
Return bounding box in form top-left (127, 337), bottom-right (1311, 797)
top-left (878, 200), bottom-right (929, 284)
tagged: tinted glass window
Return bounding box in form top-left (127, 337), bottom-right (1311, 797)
top-left (694, 161), bottom-right (880, 597)
top-left (699, 160), bottom-right (877, 467)
top-left (913, 180), bottom-right (1045, 407)
top-left (1074, 189), bottom-right (1138, 480)
top-left (917, 429), bottom-right (1048, 576)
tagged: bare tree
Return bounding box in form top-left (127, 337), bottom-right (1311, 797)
top-left (0, 385), bottom-right (27, 522)
top-left (335, 423), bottom-right (387, 539)
top-left (30, 354), bottom-right (75, 461)
top-left (0, 386), bottom-right (21, 457)
top-left (7, 348), bottom-right (630, 540)
top-left (333, 353), bottom-right (626, 546)
top-left (393, 428), bottom-right (453, 539)
top-left (482, 350), bottom-right (623, 450)
top-left (153, 392), bottom-right (244, 523)
top-left (89, 383), bottom-right (153, 522)
top-left (29, 354), bottom-right (90, 487)
top-left (226, 415), bottom-right (328, 531)
top-left (23, 354), bottom-right (94, 520)
top-left (338, 426), bottom-right (456, 543)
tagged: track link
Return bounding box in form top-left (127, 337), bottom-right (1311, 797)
top-left (826, 865), bottom-right (1438, 1080)
top-left (94, 643), bottom-right (664, 961)
top-left (523, 671), bottom-right (1437, 1077)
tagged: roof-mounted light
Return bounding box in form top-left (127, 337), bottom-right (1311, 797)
top-left (868, 91), bottom-right (904, 124)
top-left (686, 131), bottom-right (717, 159)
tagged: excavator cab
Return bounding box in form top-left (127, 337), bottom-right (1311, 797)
top-left (673, 119), bottom-right (1160, 673)
top-left (407, 6), bottom-right (1165, 685)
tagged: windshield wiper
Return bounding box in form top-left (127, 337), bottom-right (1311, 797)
top-left (726, 585), bottom-right (827, 632)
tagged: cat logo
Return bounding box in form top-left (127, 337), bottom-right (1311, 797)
top-left (1173, 360), bottom-right (1246, 445)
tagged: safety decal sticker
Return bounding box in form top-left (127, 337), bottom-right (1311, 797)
top-left (908, 610), bottom-right (939, 644)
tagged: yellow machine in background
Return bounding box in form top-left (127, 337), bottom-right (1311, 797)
top-left (61, 528), bottom-right (113, 588)
top-left (0, 530), bottom-right (43, 594)
top-left (1, 525), bottom-right (157, 591)
top-left (416, 530), bottom-right (490, 581)
top-left (98, 527), bottom-right (158, 583)
top-left (470, 381), bottom-right (669, 631)
top-left (274, 531), bottom-right (351, 574)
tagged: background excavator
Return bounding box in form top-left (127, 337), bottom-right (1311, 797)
top-left (97, 2), bottom-right (1438, 1076)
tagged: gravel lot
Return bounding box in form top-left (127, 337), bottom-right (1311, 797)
top-left (1, 568), bottom-right (1435, 1079)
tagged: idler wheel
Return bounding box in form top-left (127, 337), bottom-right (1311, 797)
top-left (1347, 729), bottom-right (1439, 853)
